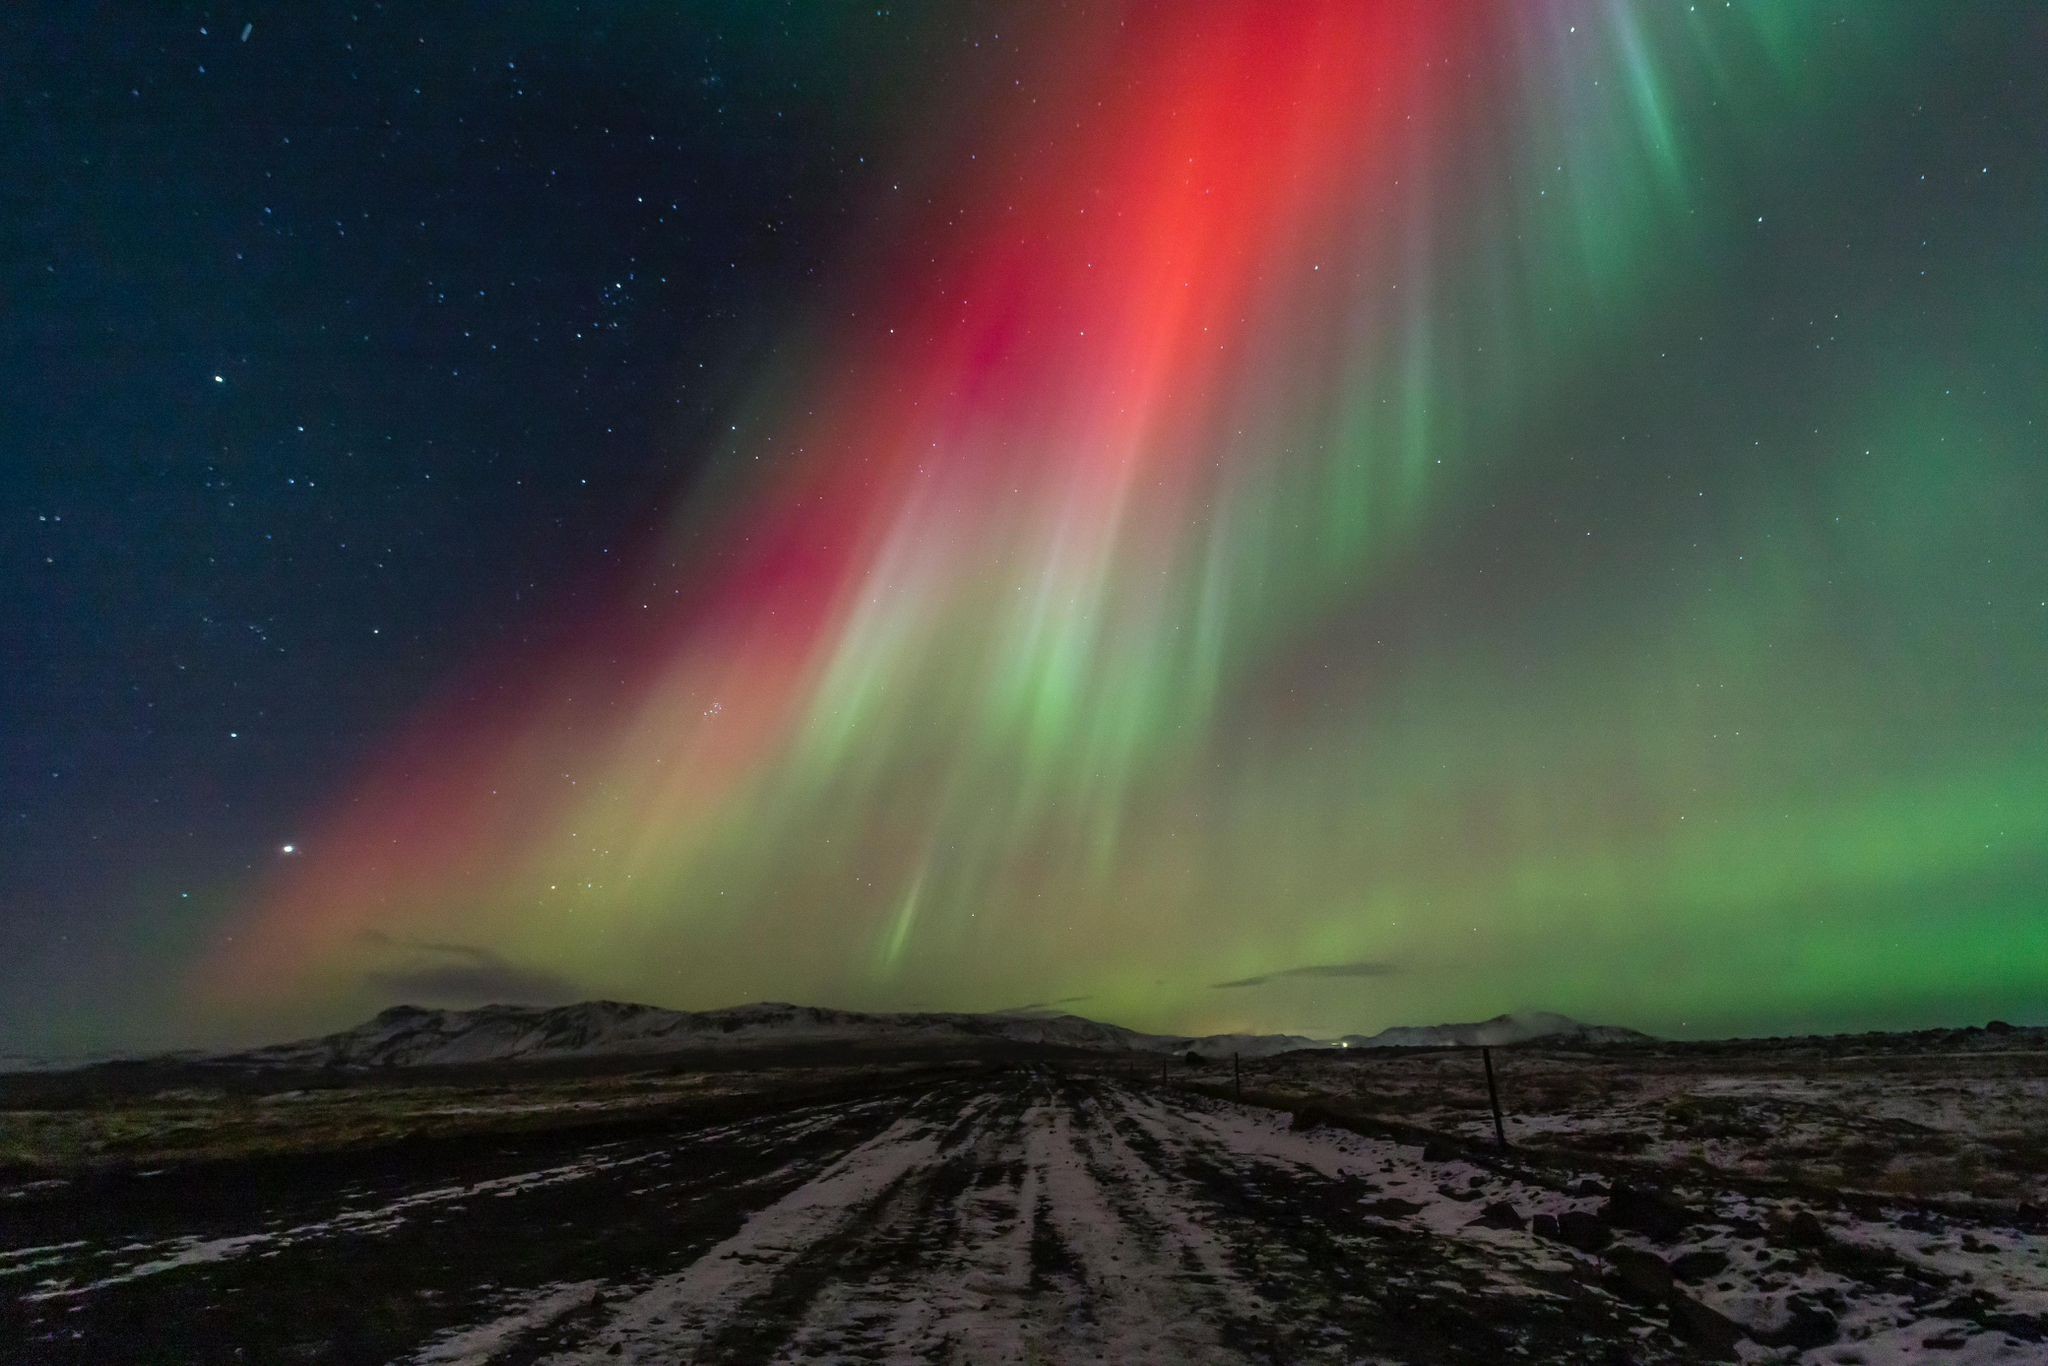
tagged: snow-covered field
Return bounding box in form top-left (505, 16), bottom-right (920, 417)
top-left (1245, 1036), bottom-right (2048, 1204)
top-left (4, 1066), bottom-right (2043, 1362)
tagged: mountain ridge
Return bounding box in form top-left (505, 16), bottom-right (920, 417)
top-left (1337, 1010), bottom-right (1652, 1050)
top-left (203, 999), bottom-right (1647, 1070)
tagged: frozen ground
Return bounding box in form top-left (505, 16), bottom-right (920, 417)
top-left (3, 1066), bottom-right (2043, 1363)
top-left (1245, 1034), bottom-right (2048, 1203)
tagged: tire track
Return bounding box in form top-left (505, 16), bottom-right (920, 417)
top-left (1097, 1084), bottom-right (1678, 1362)
top-left (34, 1069), bottom-right (1959, 1363)
top-left (536, 1084), bottom-right (985, 1363)
top-left (7, 1088), bottom-right (930, 1364)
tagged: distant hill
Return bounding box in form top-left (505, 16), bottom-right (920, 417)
top-left (21, 1009), bottom-right (2048, 1076)
top-left (1, 1002), bottom-right (1668, 1075)
top-left (212, 1000), bottom-right (1330, 1070)
top-left (1336, 1010), bottom-right (1651, 1049)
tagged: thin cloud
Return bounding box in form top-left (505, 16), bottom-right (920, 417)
top-left (1210, 960), bottom-right (1400, 990)
top-left (359, 931), bottom-right (578, 1006)
top-left (995, 995), bottom-right (1093, 1015)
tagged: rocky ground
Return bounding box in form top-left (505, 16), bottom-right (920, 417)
top-left (2, 1061), bottom-right (2044, 1362)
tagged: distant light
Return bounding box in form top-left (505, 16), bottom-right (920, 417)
top-left (213, 375), bottom-right (224, 384)
top-left (280, 843), bottom-right (296, 855)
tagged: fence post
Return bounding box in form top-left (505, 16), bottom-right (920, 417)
top-left (1481, 1046), bottom-right (1508, 1148)
top-left (1161, 1057), bottom-right (1169, 1087)
top-left (1233, 1052), bottom-right (1242, 1102)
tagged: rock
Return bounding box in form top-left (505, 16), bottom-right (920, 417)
top-left (1532, 1214), bottom-right (1561, 1241)
top-left (1422, 1138), bottom-right (1459, 1163)
top-left (1757, 1299), bottom-right (1839, 1351)
top-left (1985, 1019), bottom-right (2015, 1035)
top-left (1556, 1210), bottom-right (1613, 1252)
top-left (1607, 1246), bottom-right (1673, 1297)
top-left (1289, 1106), bottom-right (1329, 1132)
top-left (1571, 1178), bottom-right (1612, 1198)
top-left (1667, 1290), bottom-right (1745, 1355)
top-left (1472, 1200), bottom-right (1524, 1231)
top-left (1601, 1182), bottom-right (1698, 1242)
top-left (1670, 1249), bottom-right (1731, 1283)
top-left (1360, 1197), bottom-right (1425, 1220)
top-left (1781, 1210), bottom-right (1830, 1247)
top-left (1359, 1196), bottom-right (1425, 1220)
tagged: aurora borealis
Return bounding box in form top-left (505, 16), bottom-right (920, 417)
top-left (8, 3), bottom-right (2045, 1052)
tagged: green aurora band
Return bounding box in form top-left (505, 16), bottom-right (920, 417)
top-left (203, 2), bottom-right (2047, 1043)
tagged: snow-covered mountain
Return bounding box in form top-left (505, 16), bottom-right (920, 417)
top-left (217, 1000), bottom-right (1326, 1070)
top-left (1336, 1010), bottom-right (1650, 1049)
top-left (2, 1002), bottom-right (1655, 1074)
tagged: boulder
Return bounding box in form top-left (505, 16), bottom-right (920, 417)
top-left (1780, 1210), bottom-right (1830, 1248)
top-left (1756, 1299), bottom-right (1839, 1351)
top-left (1360, 1196), bottom-right (1425, 1220)
top-left (1670, 1249), bottom-right (1731, 1283)
top-left (1472, 1200), bottom-right (1524, 1231)
top-left (1601, 1182), bottom-right (1698, 1242)
top-left (1555, 1210), bottom-right (1613, 1252)
top-left (1607, 1246), bottom-right (1673, 1298)
top-left (1667, 1291), bottom-right (1744, 1355)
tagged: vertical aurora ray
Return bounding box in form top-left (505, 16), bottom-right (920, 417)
top-left (198, 2), bottom-right (2047, 1040)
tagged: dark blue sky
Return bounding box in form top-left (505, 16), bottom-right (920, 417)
top-left (1, 3), bottom-right (1005, 1047)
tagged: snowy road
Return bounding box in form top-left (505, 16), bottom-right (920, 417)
top-left (507, 1076), bottom-right (1655, 1365)
top-left (7, 1070), bottom-right (2044, 1362)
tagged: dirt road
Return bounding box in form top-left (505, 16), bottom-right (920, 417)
top-left (6, 1070), bottom-right (2041, 1362)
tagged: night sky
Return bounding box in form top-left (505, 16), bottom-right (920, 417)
top-left (5, 3), bottom-right (2045, 1055)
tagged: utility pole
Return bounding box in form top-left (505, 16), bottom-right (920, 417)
top-left (1481, 1046), bottom-right (1508, 1148)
